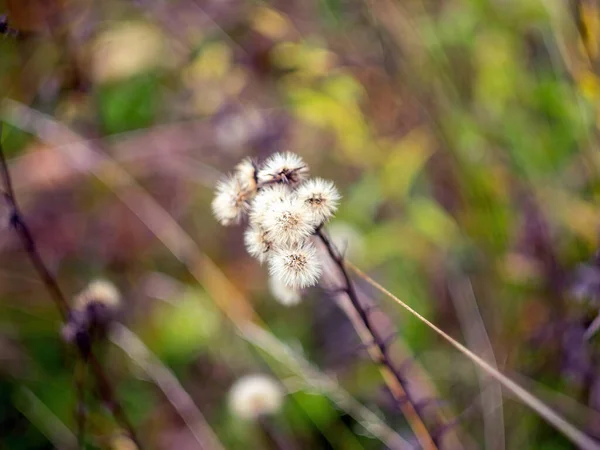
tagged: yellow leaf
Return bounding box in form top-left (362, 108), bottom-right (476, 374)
top-left (251, 7), bottom-right (291, 39)
top-left (381, 128), bottom-right (434, 200)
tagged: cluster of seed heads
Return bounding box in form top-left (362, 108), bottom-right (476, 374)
top-left (212, 152), bottom-right (340, 294)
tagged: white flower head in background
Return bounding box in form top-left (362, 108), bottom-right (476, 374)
top-left (296, 177), bottom-right (341, 225)
top-left (262, 197), bottom-right (314, 247)
top-left (211, 175), bottom-right (253, 226)
top-left (268, 276), bottom-right (302, 306)
top-left (228, 374), bottom-right (284, 420)
top-left (269, 242), bottom-right (322, 289)
top-left (244, 225), bottom-right (273, 264)
top-left (257, 152), bottom-right (309, 186)
top-left (74, 279), bottom-right (121, 312)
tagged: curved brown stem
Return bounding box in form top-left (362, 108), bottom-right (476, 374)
top-left (315, 228), bottom-right (438, 450)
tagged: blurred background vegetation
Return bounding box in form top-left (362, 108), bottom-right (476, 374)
top-left (2, 0), bottom-right (600, 448)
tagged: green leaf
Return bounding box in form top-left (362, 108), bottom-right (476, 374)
top-left (97, 73), bottom-right (160, 135)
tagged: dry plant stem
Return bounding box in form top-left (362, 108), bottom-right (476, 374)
top-left (348, 262), bottom-right (600, 450)
top-left (0, 124), bottom-right (142, 449)
top-left (75, 359), bottom-right (87, 449)
top-left (315, 229), bottom-right (438, 450)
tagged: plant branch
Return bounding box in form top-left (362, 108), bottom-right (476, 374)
top-left (0, 123), bottom-right (142, 449)
top-left (315, 228), bottom-right (438, 450)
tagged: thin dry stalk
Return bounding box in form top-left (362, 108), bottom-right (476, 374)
top-left (348, 262), bottom-right (600, 450)
top-left (241, 322), bottom-right (412, 450)
top-left (448, 277), bottom-right (505, 450)
top-left (110, 324), bottom-right (226, 450)
top-left (316, 228), bottom-right (438, 450)
top-left (15, 387), bottom-right (77, 450)
top-left (0, 122), bottom-right (142, 449)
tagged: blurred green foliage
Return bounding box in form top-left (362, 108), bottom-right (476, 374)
top-left (2, 0), bottom-right (600, 448)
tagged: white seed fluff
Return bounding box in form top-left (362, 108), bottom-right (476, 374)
top-left (249, 184), bottom-right (290, 227)
top-left (269, 242), bottom-right (322, 288)
top-left (257, 152), bottom-right (309, 186)
top-left (74, 279), bottom-right (121, 312)
top-left (296, 177), bottom-right (341, 225)
top-left (268, 276), bottom-right (302, 306)
top-left (262, 197), bottom-right (314, 246)
top-left (244, 225), bottom-right (273, 264)
top-left (228, 374), bottom-right (284, 420)
top-left (234, 157), bottom-right (258, 192)
top-left (211, 175), bottom-right (250, 226)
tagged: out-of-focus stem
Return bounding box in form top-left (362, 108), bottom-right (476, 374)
top-left (0, 123), bottom-right (142, 449)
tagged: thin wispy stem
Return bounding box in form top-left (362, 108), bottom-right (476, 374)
top-left (448, 276), bottom-right (505, 450)
top-left (110, 324), bottom-right (226, 450)
top-left (348, 262), bottom-right (600, 450)
top-left (0, 122), bottom-right (142, 449)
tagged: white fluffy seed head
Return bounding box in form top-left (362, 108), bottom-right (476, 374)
top-left (74, 279), bottom-right (121, 312)
top-left (263, 197), bottom-right (315, 246)
top-left (249, 184), bottom-right (291, 227)
top-left (257, 152), bottom-right (309, 186)
top-left (244, 226), bottom-right (273, 264)
top-left (228, 374), bottom-right (284, 420)
top-left (269, 242), bottom-right (322, 288)
top-left (212, 175), bottom-right (251, 226)
top-left (268, 276), bottom-right (302, 306)
top-left (235, 157), bottom-right (258, 193)
top-left (296, 178), bottom-right (341, 225)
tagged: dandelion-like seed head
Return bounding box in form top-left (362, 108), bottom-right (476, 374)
top-left (257, 152), bottom-right (309, 186)
top-left (249, 184), bottom-right (290, 227)
top-left (296, 177), bottom-right (341, 225)
top-left (211, 175), bottom-right (251, 226)
top-left (269, 242), bottom-right (322, 288)
top-left (244, 225), bottom-right (273, 264)
top-left (263, 197), bottom-right (314, 246)
top-left (235, 157), bottom-right (258, 192)
top-left (268, 276), bottom-right (302, 306)
top-left (74, 279), bottom-right (121, 312)
top-left (228, 374), bottom-right (284, 420)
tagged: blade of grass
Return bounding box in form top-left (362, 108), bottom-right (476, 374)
top-left (348, 262), bottom-right (600, 450)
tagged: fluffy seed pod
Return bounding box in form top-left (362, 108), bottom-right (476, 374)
top-left (296, 177), bottom-right (341, 225)
top-left (249, 184), bottom-right (291, 227)
top-left (65, 279), bottom-right (122, 356)
top-left (74, 279), bottom-right (121, 312)
top-left (268, 276), bottom-right (302, 306)
top-left (257, 152), bottom-right (309, 186)
top-left (228, 374), bottom-right (284, 420)
top-left (269, 242), bottom-right (322, 288)
top-left (244, 225), bottom-right (273, 264)
top-left (262, 197), bottom-right (314, 246)
top-left (235, 157), bottom-right (258, 193)
top-left (212, 175), bottom-right (251, 226)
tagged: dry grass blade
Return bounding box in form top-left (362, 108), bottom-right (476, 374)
top-left (240, 322), bottom-right (412, 450)
top-left (449, 277), bottom-right (504, 450)
top-left (14, 387), bottom-right (77, 450)
top-left (110, 324), bottom-right (226, 450)
top-left (348, 262), bottom-right (600, 450)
